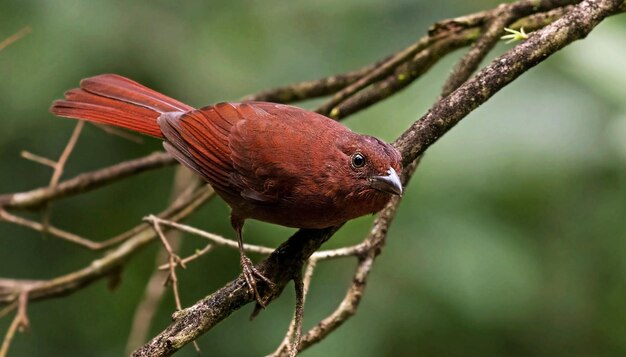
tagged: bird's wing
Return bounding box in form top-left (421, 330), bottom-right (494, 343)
top-left (227, 102), bottom-right (345, 205)
top-left (225, 102), bottom-right (302, 205)
top-left (158, 101), bottom-right (341, 206)
top-left (157, 103), bottom-right (242, 195)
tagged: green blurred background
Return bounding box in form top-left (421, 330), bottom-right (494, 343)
top-left (1, 1), bottom-right (625, 356)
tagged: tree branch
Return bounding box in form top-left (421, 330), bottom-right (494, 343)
top-left (0, 185), bottom-right (214, 304)
top-left (132, 225), bottom-right (341, 356)
top-left (0, 151), bottom-right (176, 210)
top-left (242, 63), bottom-right (375, 103)
top-left (395, 0), bottom-right (623, 165)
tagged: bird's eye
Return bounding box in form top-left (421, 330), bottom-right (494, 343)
top-left (351, 153), bottom-right (366, 168)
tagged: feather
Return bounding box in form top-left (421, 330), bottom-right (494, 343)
top-left (50, 74), bottom-right (193, 138)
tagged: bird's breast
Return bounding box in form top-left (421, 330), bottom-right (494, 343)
top-left (226, 186), bottom-right (393, 229)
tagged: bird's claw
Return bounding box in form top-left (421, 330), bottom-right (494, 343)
top-left (240, 255), bottom-right (276, 308)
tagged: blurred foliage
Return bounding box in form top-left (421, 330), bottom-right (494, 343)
top-left (1, 1), bottom-right (625, 356)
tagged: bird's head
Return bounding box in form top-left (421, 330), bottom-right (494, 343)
top-left (339, 134), bottom-right (403, 197)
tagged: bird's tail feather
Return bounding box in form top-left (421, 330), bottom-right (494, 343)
top-left (50, 74), bottom-right (193, 138)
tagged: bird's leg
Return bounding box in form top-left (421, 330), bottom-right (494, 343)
top-left (232, 215), bottom-right (276, 307)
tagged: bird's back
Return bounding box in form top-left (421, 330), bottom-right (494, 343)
top-left (158, 101), bottom-right (357, 227)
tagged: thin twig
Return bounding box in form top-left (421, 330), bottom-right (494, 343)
top-left (243, 64), bottom-right (377, 103)
top-left (316, 35), bottom-right (435, 117)
top-left (0, 27), bottom-right (31, 52)
top-left (20, 151), bottom-right (56, 168)
top-left (0, 292), bottom-right (29, 357)
top-left (289, 271), bottom-right (305, 357)
top-left (438, 0), bottom-right (577, 97)
top-left (0, 208), bottom-right (104, 249)
top-left (270, 258), bottom-right (317, 357)
top-left (150, 219), bottom-right (184, 310)
top-left (21, 121), bottom-right (84, 234)
top-left (158, 244), bottom-right (213, 271)
top-left (49, 121), bottom-right (84, 188)
top-left (0, 303), bottom-right (17, 320)
top-left (329, 29), bottom-right (477, 119)
top-left (440, 7), bottom-right (515, 97)
top-left (144, 215), bottom-right (275, 255)
top-left (293, 254), bottom-right (375, 355)
top-left (146, 215), bottom-right (374, 263)
top-left (125, 267), bottom-right (170, 354)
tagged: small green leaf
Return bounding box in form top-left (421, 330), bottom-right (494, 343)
top-left (501, 27), bottom-right (528, 44)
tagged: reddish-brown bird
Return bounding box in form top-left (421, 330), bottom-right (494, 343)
top-left (51, 74), bottom-right (403, 303)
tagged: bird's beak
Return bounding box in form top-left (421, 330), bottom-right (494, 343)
top-left (369, 167), bottom-right (403, 196)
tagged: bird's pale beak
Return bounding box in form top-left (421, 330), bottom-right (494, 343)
top-left (370, 167), bottom-right (403, 196)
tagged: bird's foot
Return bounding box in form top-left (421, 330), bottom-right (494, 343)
top-left (240, 255), bottom-right (276, 308)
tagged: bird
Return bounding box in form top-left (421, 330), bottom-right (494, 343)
top-left (50, 74), bottom-right (403, 304)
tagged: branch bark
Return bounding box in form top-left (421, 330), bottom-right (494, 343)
top-left (132, 226), bottom-right (340, 357)
top-left (0, 151), bottom-right (176, 210)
